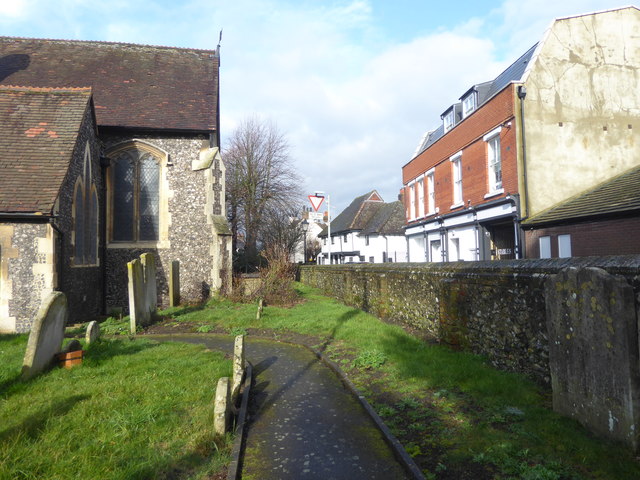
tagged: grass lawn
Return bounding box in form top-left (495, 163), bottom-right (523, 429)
top-left (0, 335), bottom-right (232, 480)
top-left (134, 282), bottom-right (639, 480)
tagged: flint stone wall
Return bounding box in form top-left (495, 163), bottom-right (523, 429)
top-left (299, 256), bottom-right (640, 385)
top-left (102, 133), bottom-right (228, 312)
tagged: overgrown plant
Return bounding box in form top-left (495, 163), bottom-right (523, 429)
top-left (257, 244), bottom-right (299, 306)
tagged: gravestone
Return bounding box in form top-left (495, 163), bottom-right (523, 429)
top-left (85, 320), bottom-right (100, 344)
top-left (214, 377), bottom-right (231, 435)
top-left (169, 260), bottom-right (180, 307)
top-left (256, 298), bottom-right (263, 320)
top-left (545, 267), bottom-right (640, 450)
top-left (22, 292), bottom-right (68, 379)
top-left (127, 253), bottom-right (157, 334)
top-left (231, 335), bottom-right (245, 402)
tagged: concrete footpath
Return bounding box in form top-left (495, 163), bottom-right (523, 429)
top-left (159, 335), bottom-right (414, 480)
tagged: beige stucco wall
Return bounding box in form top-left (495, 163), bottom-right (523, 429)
top-left (522, 7), bottom-right (640, 215)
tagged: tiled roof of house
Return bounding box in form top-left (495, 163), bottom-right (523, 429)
top-left (360, 201), bottom-right (406, 235)
top-left (318, 191), bottom-right (403, 237)
top-left (413, 43), bottom-right (538, 157)
top-left (0, 36), bottom-right (218, 132)
top-left (328, 191), bottom-right (384, 234)
top-left (0, 86), bottom-right (91, 213)
top-left (523, 165), bottom-right (640, 226)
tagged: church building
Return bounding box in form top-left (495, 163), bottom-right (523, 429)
top-left (0, 37), bottom-right (232, 333)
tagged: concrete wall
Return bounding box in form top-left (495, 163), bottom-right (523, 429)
top-left (522, 7), bottom-right (640, 216)
top-left (299, 256), bottom-right (640, 384)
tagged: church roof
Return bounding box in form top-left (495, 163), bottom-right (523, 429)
top-left (0, 86), bottom-right (92, 214)
top-left (0, 37), bottom-right (218, 132)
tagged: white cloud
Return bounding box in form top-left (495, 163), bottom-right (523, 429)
top-left (1, 0), bottom-right (630, 212)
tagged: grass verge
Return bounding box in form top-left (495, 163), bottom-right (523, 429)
top-left (0, 334), bottom-right (232, 480)
top-left (133, 282), bottom-right (640, 480)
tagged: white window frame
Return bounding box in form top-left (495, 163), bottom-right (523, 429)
top-left (449, 152), bottom-right (463, 208)
top-left (408, 181), bottom-right (416, 220)
top-left (426, 169), bottom-right (435, 214)
top-left (417, 176), bottom-right (425, 218)
top-left (539, 236), bottom-right (551, 259)
top-left (483, 126), bottom-right (503, 196)
top-left (462, 93), bottom-right (476, 118)
top-left (558, 234), bottom-right (572, 258)
top-left (443, 110), bottom-right (454, 132)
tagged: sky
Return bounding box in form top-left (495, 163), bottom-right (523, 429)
top-left (0, 0), bottom-right (632, 214)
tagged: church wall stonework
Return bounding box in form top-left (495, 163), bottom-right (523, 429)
top-left (0, 222), bottom-right (50, 333)
top-left (56, 105), bottom-right (103, 324)
top-left (102, 133), bottom-right (229, 311)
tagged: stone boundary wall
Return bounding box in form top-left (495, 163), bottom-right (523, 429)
top-left (299, 256), bottom-right (640, 384)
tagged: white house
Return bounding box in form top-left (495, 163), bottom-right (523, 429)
top-left (317, 191), bottom-right (407, 264)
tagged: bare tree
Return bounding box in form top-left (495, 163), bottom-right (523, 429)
top-left (305, 237), bottom-right (322, 263)
top-left (224, 117), bottom-right (302, 271)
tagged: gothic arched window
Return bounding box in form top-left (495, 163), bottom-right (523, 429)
top-left (108, 142), bottom-right (163, 243)
top-left (72, 142), bottom-right (99, 265)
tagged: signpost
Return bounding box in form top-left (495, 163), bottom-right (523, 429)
top-left (309, 191), bottom-right (331, 264)
top-left (308, 195), bottom-right (325, 212)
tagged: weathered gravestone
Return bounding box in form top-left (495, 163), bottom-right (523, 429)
top-left (214, 377), bottom-right (231, 435)
top-left (545, 267), bottom-right (640, 450)
top-left (231, 335), bottom-right (245, 403)
top-left (127, 253), bottom-right (157, 334)
top-left (256, 298), bottom-right (263, 321)
top-left (85, 320), bottom-right (100, 345)
top-left (22, 292), bottom-right (68, 379)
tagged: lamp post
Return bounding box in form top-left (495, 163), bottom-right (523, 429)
top-left (301, 219), bottom-right (309, 263)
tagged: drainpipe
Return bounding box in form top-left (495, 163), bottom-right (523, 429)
top-left (518, 85), bottom-right (530, 219)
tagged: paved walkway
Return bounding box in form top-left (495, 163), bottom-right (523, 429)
top-left (158, 335), bottom-right (411, 480)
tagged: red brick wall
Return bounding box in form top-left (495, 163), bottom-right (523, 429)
top-left (524, 216), bottom-right (640, 257)
top-left (403, 86), bottom-right (518, 223)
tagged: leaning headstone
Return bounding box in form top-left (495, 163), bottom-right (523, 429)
top-left (22, 292), bottom-right (68, 380)
top-left (256, 298), bottom-right (263, 321)
top-left (545, 267), bottom-right (640, 451)
top-left (231, 335), bottom-right (245, 403)
top-left (214, 377), bottom-right (231, 435)
top-left (85, 320), bottom-right (100, 345)
top-left (127, 253), bottom-right (158, 334)
top-left (169, 260), bottom-right (180, 307)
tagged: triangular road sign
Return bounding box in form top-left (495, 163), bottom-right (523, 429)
top-left (308, 195), bottom-right (325, 212)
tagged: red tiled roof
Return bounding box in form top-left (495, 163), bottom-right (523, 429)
top-left (0, 37), bottom-right (218, 132)
top-left (0, 86), bottom-right (92, 213)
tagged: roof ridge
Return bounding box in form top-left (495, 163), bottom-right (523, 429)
top-left (0, 85), bottom-right (92, 93)
top-left (0, 35), bottom-right (218, 54)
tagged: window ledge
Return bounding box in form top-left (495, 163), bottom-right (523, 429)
top-left (484, 189), bottom-right (504, 199)
top-left (108, 240), bottom-right (169, 249)
top-left (450, 203), bottom-right (464, 210)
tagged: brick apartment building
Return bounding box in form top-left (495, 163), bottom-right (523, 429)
top-left (402, 7), bottom-right (640, 261)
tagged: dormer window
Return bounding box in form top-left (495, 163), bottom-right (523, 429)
top-left (443, 109), bottom-right (454, 132)
top-left (462, 93), bottom-right (476, 118)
